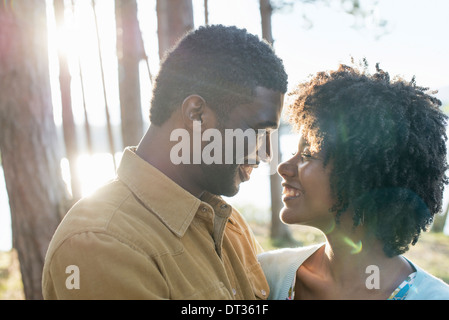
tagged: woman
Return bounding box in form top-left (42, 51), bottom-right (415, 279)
top-left (258, 63), bottom-right (449, 300)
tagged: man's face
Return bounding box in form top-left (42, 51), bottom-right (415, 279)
top-left (200, 87), bottom-right (284, 196)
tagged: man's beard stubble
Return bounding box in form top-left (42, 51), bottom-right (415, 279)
top-left (199, 162), bottom-right (240, 197)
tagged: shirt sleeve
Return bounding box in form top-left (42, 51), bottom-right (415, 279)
top-left (42, 231), bottom-right (169, 299)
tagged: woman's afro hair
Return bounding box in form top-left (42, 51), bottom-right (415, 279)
top-left (287, 62), bottom-right (448, 257)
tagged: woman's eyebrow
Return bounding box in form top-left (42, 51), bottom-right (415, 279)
top-left (297, 141), bottom-right (309, 152)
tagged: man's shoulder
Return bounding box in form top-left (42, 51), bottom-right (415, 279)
top-left (51, 180), bottom-right (133, 237)
top-left (46, 179), bottom-right (175, 259)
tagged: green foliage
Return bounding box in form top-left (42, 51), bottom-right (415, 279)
top-left (403, 232), bottom-right (449, 284)
top-left (442, 103), bottom-right (449, 115)
top-left (0, 250), bottom-right (24, 300)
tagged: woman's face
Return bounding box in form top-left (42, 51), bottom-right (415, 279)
top-left (277, 135), bottom-right (335, 229)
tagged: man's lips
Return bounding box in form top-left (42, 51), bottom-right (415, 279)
top-left (281, 182), bottom-right (302, 201)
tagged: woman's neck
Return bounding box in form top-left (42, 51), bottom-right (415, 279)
top-left (295, 216), bottom-right (414, 299)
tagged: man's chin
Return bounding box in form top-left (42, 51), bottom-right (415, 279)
top-left (207, 179), bottom-right (240, 197)
top-left (220, 184), bottom-right (240, 197)
top-left (201, 164), bottom-right (241, 197)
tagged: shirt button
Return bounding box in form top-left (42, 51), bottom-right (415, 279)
top-left (220, 204), bottom-right (228, 209)
top-left (261, 289), bottom-right (267, 296)
top-left (232, 288), bottom-right (236, 296)
top-left (201, 207), bottom-right (207, 212)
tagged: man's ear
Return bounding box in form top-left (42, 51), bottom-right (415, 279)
top-left (181, 95), bottom-right (217, 131)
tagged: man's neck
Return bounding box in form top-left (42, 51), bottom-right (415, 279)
top-left (136, 125), bottom-right (205, 198)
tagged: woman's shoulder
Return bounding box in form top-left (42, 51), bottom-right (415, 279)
top-left (405, 259), bottom-right (449, 300)
top-left (258, 243), bottom-right (323, 266)
top-left (257, 243), bottom-right (324, 299)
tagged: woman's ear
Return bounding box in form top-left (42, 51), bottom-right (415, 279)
top-left (181, 95), bottom-right (217, 132)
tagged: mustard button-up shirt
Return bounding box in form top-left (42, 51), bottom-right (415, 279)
top-left (42, 147), bottom-right (269, 299)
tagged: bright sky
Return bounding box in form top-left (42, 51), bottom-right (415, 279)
top-left (1, 0), bottom-right (449, 251)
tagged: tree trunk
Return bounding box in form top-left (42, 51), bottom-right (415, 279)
top-left (260, 0), bottom-right (273, 44)
top-left (204, 0), bottom-right (209, 25)
top-left (259, 0), bottom-right (295, 245)
top-left (54, 0), bottom-right (82, 201)
top-left (115, 0), bottom-right (144, 148)
top-left (0, 1), bottom-right (68, 299)
top-left (156, 0), bottom-right (194, 60)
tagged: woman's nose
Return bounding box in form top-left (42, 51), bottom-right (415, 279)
top-left (277, 157), bottom-right (297, 178)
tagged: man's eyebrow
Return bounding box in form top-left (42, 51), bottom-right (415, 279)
top-left (253, 121), bottom-right (278, 130)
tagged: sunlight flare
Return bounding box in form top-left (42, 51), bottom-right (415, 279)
top-left (343, 236), bottom-right (363, 254)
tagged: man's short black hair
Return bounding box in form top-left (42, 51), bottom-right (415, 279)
top-left (287, 63), bottom-right (448, 257)
top-left (149, 24), bottom-right (288, 125)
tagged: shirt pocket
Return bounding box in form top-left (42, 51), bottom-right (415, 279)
top-left (246, 262), bottom-right (270, 300)
top-left (185, 281), bottom-right (233, 300)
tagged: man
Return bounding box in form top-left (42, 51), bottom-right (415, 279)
top-left (42, 25), bottom-right (288, 299)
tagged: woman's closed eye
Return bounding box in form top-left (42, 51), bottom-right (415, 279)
top-left (299, 146), bottom-right (314, 161)
top-left (300, 151), bottom-right (313, 159)
top-left (291, 144), bottom-right (320, 162)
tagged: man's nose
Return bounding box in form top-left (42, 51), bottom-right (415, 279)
top-left (260, 134), bottom-right (271, 163)
top-left (256, 131), bottom-right (273, 163)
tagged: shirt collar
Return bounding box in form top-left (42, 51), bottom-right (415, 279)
top-left (117, 147), bottom-right (202, 237)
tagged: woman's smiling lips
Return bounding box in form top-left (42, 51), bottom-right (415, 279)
top-left (281, 182), bottom-right (302, 201)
